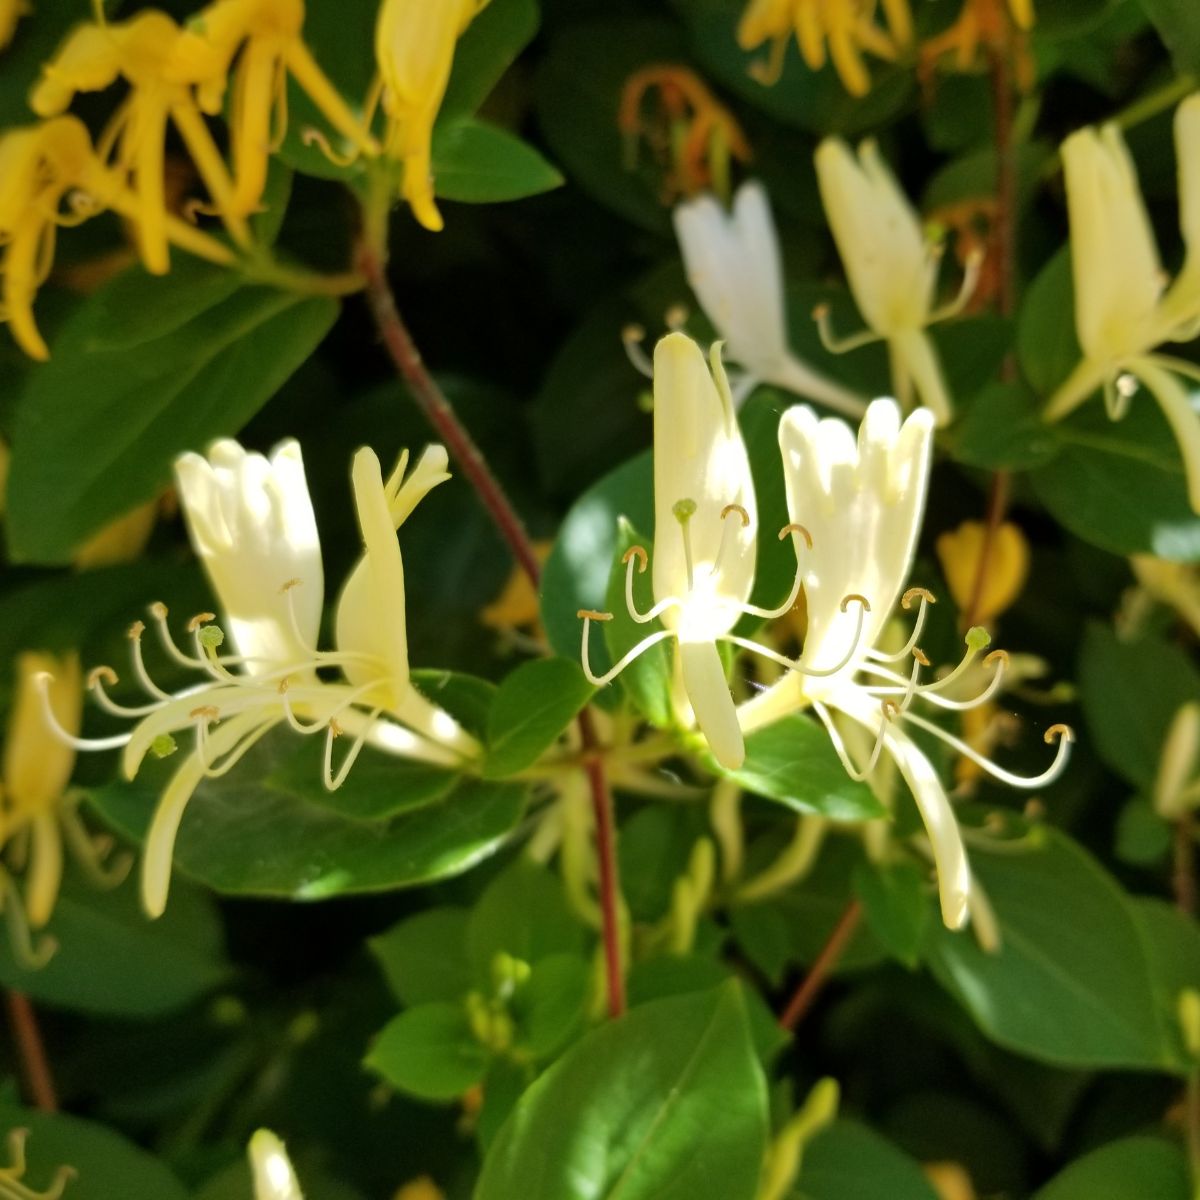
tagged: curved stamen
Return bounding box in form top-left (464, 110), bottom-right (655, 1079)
top-left (301, 126), bottom-right (360, 168)
top-left (324, 708), bottom-right (382, 790)
top-left (128, 621), bottom-right (174, 700)
top-left (58, 804), bottom-right (132, 888)
top-left (928, 246), bottom-right (984, 324)
top-left (709, 502), bottom-right (751, 582)
top-left (739, 523), bottom-right (811, 621)
top-left (868, 587), bottom-right (936, 663)
top-left (813, 697), bottom-right (895, 782)
top-left (901, 712), bottom-right (1074, 789)
top-left (198, 714), bottom-right (277, 780)
top-left (1, 873), bottom-right (57, 970)
top-left (278, 678), bottom-right (383, 735)
top-left (813, 302), bottom-right (883, 354)
top-left (578, 610), bottom-right (673, 688)
top-left (149, 602), bottom-right (205, 668)
top-left (864, 648), bottom-right (1010, 712)
top-left (622, 545), bottom-right (681, 624)
top-left (801, 594), bottom-right (870, 678)
top-left (920, 626), bottom-right (991, 696)
top-left (34, 673), bottom-right (131, 752)
top-left (622, 324), bottom-right (654, 378)
top-left (88, 665), bottom-right (163, 718)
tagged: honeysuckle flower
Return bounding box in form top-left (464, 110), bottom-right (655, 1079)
top-left (0, 1128), bottom-right (75, 1197)
top-left (38, 439), bottom-right (479, 918)
top-left (0, 0), bottom-right (25, 50)
top-left (249, 1130), bottom-right (304, 1200)
top-left (814, 137), bottom-right (979, 426)
top-left (673, 181), bottom-right (866, 416)
top-left (31, 10), bottom-right (251, 275)
top-left (920, 0), bottom-right (1035, 83)
top-left (738, 400), bottom-right (1072, 929)
top-left (935, 520), bottom-right (1029, 626)
top-left (373, 0), bottom-right (490, 232)
top-left (577, 332), bottom-right (812, 770)
top-left (1154, 702), bottom-right (1200, 822)
top-left (174, 0), bottom-right (378, 220)
top-left (394, 1179), bottom-right (445, 1200)
top-left (737, 0), bottom-right (912, 96)
top-left (1130, 555), bottom-right (1200, 638)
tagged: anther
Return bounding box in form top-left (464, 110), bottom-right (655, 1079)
top-left (720, 503), bottom-right (750, 527)
top-left (621, 325), bottom-right (654, 377)
top-left (127, 620), bottom-right (145, 640)
top-left (984, 649), bottom-right (1010, 669)
top-left (665, 303), bottom-right (689, 331)
top-left (329, 719), bottom-right (343, 739)
top-left (622, 546), bottom-right (649, 573)
top-left (149, 601), bottom-right (168, 620)
top-left (189, 705), bottom-right (219, 722)
top-left (1024, 798), bottom-right (1046, 821)
top-left (1044, 723), bottom-right (1073, 745)
top-left (280, 578), bottom-right (302, 593)
top-left (577, 609), bottom-right (613, 622)
top-left (779, 522), bottom-right (813, 548)
top-left (187, 612), bottom-right (216, 632)
top-left (278, 677), bottom-right (291, 694)
top-left (881, 699), bottom-right (900, 719)
top-left (913, 648), bottom-right (931, 667)
top-left (841, 593), bottom-right (871, 613)
top-left (902, 587), bottom-right (936, 609)
top-left (88, 665), bottom-right (118, 687)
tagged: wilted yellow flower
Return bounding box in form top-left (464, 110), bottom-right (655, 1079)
top-left (174, 0), bottom-right (377, 219)
top-left (935, 520), bottom-right (1030, 626)
top-left (394, 1178), bottom-right (445, 1200)
top-left (925, 1161), bottom-right (977, 1200)
top-left (31, 10), bottom-right (251, 275)
top-left (0, 0), bottom-right (27, 51)
top-left (737, 0), bottom-right (913, 96)
top-left (373, 0), bottom-right (490, 231)
top-left (480, 541), bottom-right (552, 634)
top-left (73, 500), bottom-right (160, 570)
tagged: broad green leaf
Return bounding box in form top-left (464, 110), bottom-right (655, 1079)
top-left (924, 821), bottom-right (1180, 1070)
top-left (431, 118), bottom-right (563, 204)
top-left (366, 1002), bottom-right (489, 1102)
top-left (442, 0), bottom-right (541, 120)
top-left (514, 953), bottom-right (592, 1059)
top-left (369, 907), bottom-right (474, 1008)
top-left (797, 1120), bottom-right (938, 1200)
top-left (853, 860), bottom-right (932, 969)
top-left (729, 903), bottom-right (793, 986)
top-left (1130, 897), bottom-right (1200, 1066)
top-left (1078, 623), bottom-right (1200, 790)
top-left (7, 264), bottom-right (337, 563)
top-left (717, 714), bottom-right (886, 820)
top-left (951, 382), bottom-right (1060, 471)
top-left (476, 983), bottom-right (769, 1200)
top-left (1139, 0), bottom-right (1200, 76)
top-left (0, 869), bottom-right (227, 1018)
top-left (1031, 1137), bottom-right (1189, 1200)
top-left (619, 806), bottom-right (707, 922)
top-left (0, 1104), bottom-right (189, 1200)
top-left (1115, 797), bottom-right (1172, 866)
top-left (466, 859), bottom-right (585, 979)
top-left (1017, 248), bottom-right (1081, 398)
top-left (485, 657), bottom-right (594, 779)
top-left (88, 731), bottom-right (526, 900)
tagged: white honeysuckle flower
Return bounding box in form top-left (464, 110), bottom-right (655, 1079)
top-left (813, 138), bottom-right (978, 427)
top-left (577, 332), bottom-right (813, 770)
top-left (673, 181), bottom-right (866, 417)
top-left (249, 1130), bottom-right (304, 1200)
top-left (738, 399), bottom-right (1073, 930)
top-left (37, 439), bottom-right (479, 919)
top-left (1047, 98), bottom-right (1200, 512)
top-left (1154, 702), bottom-right (1200, 822)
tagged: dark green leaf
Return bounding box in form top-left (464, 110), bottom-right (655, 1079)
top-left (1139, 0), bottom-right (1200, 75)
top-left (442, 0), bottom-right (540, 121)
top-left (853, 860), bottom-right (932, 969)
top-left (431, 118), bottom-right (563, 204)
top-left (476, 983), bottom-right (769, 1200)
top-left (515, 953), bottom-right (592, 1059)
top-left (1031, 1137), bottom-right (1189, 1200)
top-left (1130, 897), bottom-right (1200, 1067)
top-left (1017, 248), bottom-right (1081, 398)
top-left (365, 1002), bottom-right (489, 1102)
top-left (951, 381), bottom-right (1060, 471)
top-left (797, 1120), bottom-right (938, 1200)
top-left (369, 907), bottom-right (473, 1007)
top-left (1115, 797), bottom-right (1172, 866)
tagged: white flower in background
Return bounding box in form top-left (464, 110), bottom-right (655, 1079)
top-left (673, 181), bottom-right (867, 416)
top-left (1154, 702), bottom-right (1200, 822)
top-left (578, 332), bottom-right (811, 770)
top-left (38, 438), bottom-right (478, 918)
top-left (249, 1130), bottom-right (304, 1200)
top-left (813, 138), bottom-right (979, 426)
top-left (1046, 96), bottom-right (1200, 512)
top-left (739, 400), bottom-right (1073, 929)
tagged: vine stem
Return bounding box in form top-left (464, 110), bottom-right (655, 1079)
top-left (6, 991), bottom-right (57, 1112)
top-left (1176, 815), bottom-right (1197, 917)
top-left (357, 241), bottom-right (626, 1017)
top-left (777, 900), bottom-right (862, 1032)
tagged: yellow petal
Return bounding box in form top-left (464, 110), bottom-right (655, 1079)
top-left (935, 520), bottom-right (1030, 624)
top-left (4, 651), bottom-right (81, 815)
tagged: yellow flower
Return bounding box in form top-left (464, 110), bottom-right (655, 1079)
top-left (935, 520), bottom-right (1030, 626)
top-left (0, 0), bottom-right (27, 51)
top-left (373, 0), bottom-right (490, 231)
top-left (174, 0), bottom-right (377, 219)
top-left (394, 1179), bottom-right (445, 1200)
top-left (73, 499), bottom-right (160, 570)
top-left (737, 0), bottom-right (913, 96)
top-left (0, 1129), bottom-right (75, 1197)
top-left (31, 10), bottom-right (251, 275)
top-left (1130, 555), bottom-right (1200, 639)
top-left (480, 541), bottom-right (552, 634)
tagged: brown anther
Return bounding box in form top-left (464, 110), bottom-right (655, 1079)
top-left (720, 503), bottom-right (750, 527)
top-left (577, 609), bottom-right (614, 622)
top-left (881, 699), bottom-right (900, 720)
top-left (840, 593), bottom-right (871, 612)
top-left (665, 304), bottom-right (689, 331)
top-left (280, 578), bottom-right (302, 593)
top-left (812, 302), bottom-right (830, 320)
top-left (277, 677), bottom-right (291, 695)
top-left (186, 612), bottom-right (216, 632)
top-left (189, 705), bottom-right (219, 722)
top-left (1023, 798), bottom-right (1046, 821)
top-left (622, 323), bottom-right (646, 342)
top-left (88, 665), bottom-right (118, 687)
top-left (902, 587), bottom-right (936, 609)
top-left (127, 620), bottom-right (145, 640)
top-left (984, 649), bottom-right (1010, 669)
top-left (1044, 723), bottom-right (1073, 745)
top-left (622, 545), bottom-right (649, 573)
top-left (984, 811), bottom-right (1006, 833)
top-left (149, 601), bottom-right (168, 620)
top-left (329, 719), bottom-right (343, 739)
top-left (778, 522), bottom-right (813, 548)
top-left (912, 648), bottom-right (931, 667)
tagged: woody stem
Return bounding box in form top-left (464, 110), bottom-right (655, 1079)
top-left (6, 991), bottom-right (57, 1112)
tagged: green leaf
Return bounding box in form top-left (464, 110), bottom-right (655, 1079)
top-left (951, 381), bottom-right (1060, 471)
top-left (1139, 0), bottom-right (1200, 76)
top-left (88, 730), bottom-right (526, 900)
top-left (853, 861), bottom-right (932, 969)
top-left (924, 821), bottom-right (1181, 1070)
top-left (0, 1104), bottom-right (189, 1200)
top-left (1078, 623), bottom-right (1200, 790)
top-left (1115, 797), bottom-right (1172, 866)
top-left (717, 714), bottom-right (886, 820)
top-left (366, 1002), bottom-right (489, 1102)
top-left (369, 907), bottom-right (473, 1007)
top-left (1130, 897), bottom-right (1200, 1067)
top-left (442, 0), bottom-right (541, 121)
top-left (485, 657), bottom-right (594, 779)
top-left (797, 1120), bottom-right (938, 1200)
top-left (476, 983), bottom-right (769, 1200)
top-left (7, 264), bottom-right (337, 563)
top-left (466, 859), bottom-right (586, 980)
top-left (1031, 1137), bottom-right (1189, 1200)
top-left (432, 118), bottom-right (564, 204)
top-left (1017, 248), bottom-right (1081, 397)
top-left (619, 806), bottom-right (706, 922)
top-left (514, 953), bottom-right (592, 1059)
top-left (0, 870), bottom-right (227, 1018)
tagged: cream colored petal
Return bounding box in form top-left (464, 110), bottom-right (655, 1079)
top-left (249, 1130), bottom-right (304, 1200)
top-left (1135, 359), bottom-right (1200, 513)
top-left (679, 639), bottom-right (744, 769)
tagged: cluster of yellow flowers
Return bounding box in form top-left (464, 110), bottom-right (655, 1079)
top-left (0, 0), bottom-right (488, 361)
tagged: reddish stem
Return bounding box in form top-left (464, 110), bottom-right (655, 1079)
top-left (778, 899), bottom-right (862, 1032)
top-left (5, 991), bottom-right (57, 1112)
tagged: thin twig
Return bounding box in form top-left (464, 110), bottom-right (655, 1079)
top-left (358, 244), bottom-right (626, 1016)
top-left (5, 991), bottom-right (57, 1112)
top-left (1176, 816), bottom-right (1197, 917)
top-left (778, 899), bottom-right (862, 1032)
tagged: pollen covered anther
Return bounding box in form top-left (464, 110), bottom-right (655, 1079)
top-left (189, 705), bottom-right (219, 723)
top-left (280, 577), bottom-right (303, 593)
top-left (902, 586), bottom-right (936, 609)
top-left (622, 545), bottom-right (649, 573)
top-left (1045, 722), bottom-right (1074, 745)
top-left (779, 522), bottom-right (813, 548)
top-left (913, 648), bottom-right (931, 667)
top-left (187, 612), bottom-right (217, 632)
top-left (577, 609), bottom-right (613, 622)
top-left (721, 503), bottom-right (751, 527)
top-left (841, 593), bottom-right (871, 613)
top-left (88, 665), bottom-right (119, 688)
top-left (984, 649), bottom-right (1009, 669)
top-left (127, 620), bottom-right (146, 640)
